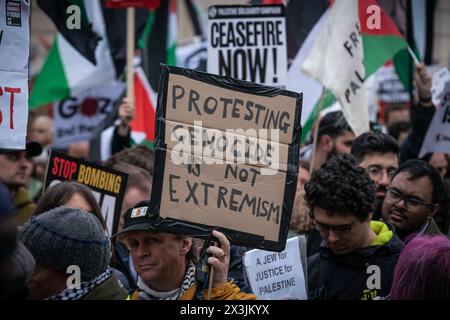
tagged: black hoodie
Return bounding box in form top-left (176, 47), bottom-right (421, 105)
top-left (307, 222), bottom-right (403, 300)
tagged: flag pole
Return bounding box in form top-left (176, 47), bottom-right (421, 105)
top-left (407, 45), bottom-right (420, 66)
top-left (309, 87), bottom-right (326, 174)
top-left (126, 7), bottom-right (135, 110)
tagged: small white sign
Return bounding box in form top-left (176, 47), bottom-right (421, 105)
top-left (419, 68), bottom-right (450, 158)
top-left (0, 0), bottom-right (30, 150)
top-left (243, 236), bottom-right (307, 300)
top-left (53, 81), bottom-right (125, 147)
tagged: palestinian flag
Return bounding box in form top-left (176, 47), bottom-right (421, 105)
top-left (302, 0), bottom-right (407, 136)
top-left (138, 0), bottom-right (176, 91)
top-left (131, 66), bottom-right (157, 144)
top-left (36, 0), bottom-right (100, 65)
top-left (391, 0), bottom-right (437, 92)
top-left (30, 0), bottom-right (116, 109)
top-left (30, 1), bottom-right (149, 109)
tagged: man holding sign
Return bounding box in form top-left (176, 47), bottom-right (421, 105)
top-left (150, 65), bottom-right (301, 252)
top-left (114, 201), bottom-right (255, 300)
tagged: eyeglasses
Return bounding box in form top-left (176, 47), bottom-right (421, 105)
top-left (366, 165), bottom-right (397, 181)
top-left (313, 218), bottom-right (360, 236)
top-left (385, 188), bottom-right (435, 211)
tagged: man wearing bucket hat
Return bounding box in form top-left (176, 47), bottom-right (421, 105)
top-left (114, 200), bottom-right (255, 300)
top-left (0, 141), bottom-right (43, 225)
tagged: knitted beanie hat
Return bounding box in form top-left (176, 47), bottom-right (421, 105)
top-left (19, 207), bottom-right (110, 281)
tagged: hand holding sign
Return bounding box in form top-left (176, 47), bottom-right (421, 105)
top-left (206, 230), bottom-right (230, 289)
top-left (118, 97), bottom-right (135, 136)
top-left (414, 63), bottom-right (432, 105)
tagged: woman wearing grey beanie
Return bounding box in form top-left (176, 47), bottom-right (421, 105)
top-left (19, 207), bottom-right (128, 300)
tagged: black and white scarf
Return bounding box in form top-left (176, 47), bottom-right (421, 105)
top-left (47, 269), bottom-right (112, 300)
top-left (136, 261), bottom-right (196, 300)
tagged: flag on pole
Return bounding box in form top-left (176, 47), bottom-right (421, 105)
top-left (30, 1), bottom-right (117, 109)
top-left (302, 0), bottom-right (406, 136)
top-left (285, 10), bottom-right (335, 144)
top-left (30, 1), bottom-right (150, 110)
top-left (131, 66), bottom-right (157, 144)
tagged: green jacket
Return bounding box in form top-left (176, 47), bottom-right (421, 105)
top-left (82, 274), bottom-right (129, 300)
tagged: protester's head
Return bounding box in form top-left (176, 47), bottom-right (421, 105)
top-left (304, 155), bottom-right (376, 255)
top-left (384, 103), bottom-right (410, 127)
top-left (434, 180), bottom-right (450, 235)
top-left (19, 207), bottom-right (110, 299)
top-left (428, 153), bottom-right (448, 178)
top-left (34, 181), bottom-right (105, 230)
top-left (112, 163), bottom-right (152, 234)
top-left (387, 120), bottom-right (410, 145)
top-left (114, 201), bottom-right (193, 292)
top-left (68, 141), bottom-right (90, 160)
top-left (382, 160), bottom-right (444, 239)
top-left (351, 132), bottom-right (399, 219)
top-left (104, 145), bottom-right (154, 177)
top-left (316, 111), bottom-right (355, 158)
top-left (389, 235), bottom-right (450, 300)
top-left (0, 142), bottom-right (42, 190)
top-left (296, 160), bottom-right (311, 194)
top-left (29, 115), bottom-right (54, 147)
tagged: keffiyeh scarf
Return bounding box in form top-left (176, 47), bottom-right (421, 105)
top-left (47, 268), bottom-right (112, 300)
top-left (137, 261), bottom-right (196, 300)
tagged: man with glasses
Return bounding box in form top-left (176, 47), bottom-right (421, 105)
top-left (351, 132), bottom-right (399, 220)
top-left (382, 159), bottom-right (446, 240)
top-left (305, 155), bottom-right (402, 300)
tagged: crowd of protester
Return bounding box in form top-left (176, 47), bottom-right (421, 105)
top-left (0, 62), bottom-right (449, 301)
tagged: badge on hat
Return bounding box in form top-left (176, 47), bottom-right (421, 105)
top-left (130, 206), bottom-right (148, 219)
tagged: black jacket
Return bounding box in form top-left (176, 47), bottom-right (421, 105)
top-left (399, 102), bottom-right (435, 163)
top-left (307, 225), bottom-right (403, 300)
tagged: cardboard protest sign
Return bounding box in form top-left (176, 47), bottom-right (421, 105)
top-left (207, 5), bottom-right (287, 87)
top-left (44, 151), bottom-right (128, 236)
top-left (0, 0), bottom-right (30, 150)
top-left (149, 65), bottom-right (302, 251)
top-left (54, 81), bottom-right (125, 147)
top-left (419, 77), bottom-right (450, 158)
top-left (243, 236), bottom-right (307, 300)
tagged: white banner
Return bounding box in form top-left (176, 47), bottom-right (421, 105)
top-left (243, 236), bottom-right (307, 300)
top-left (419, 74), bottom-right (450, 158)
top-left (207, 5), bottom-right (287, 87)
top-left (0, 0), bottom-right (30, 150)
top-left (301, 0), bottom-right (370, 136)
top-left (431, 67), bottom-right (450, 107)
top-left (54, 81), bottom-right (125, 147)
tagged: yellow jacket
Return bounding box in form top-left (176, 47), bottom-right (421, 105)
top-left (131, 281), bottom-right (256, 300)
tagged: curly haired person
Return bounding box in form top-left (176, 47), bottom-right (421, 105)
top-left (305, 155), bottom-right (403, 300)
